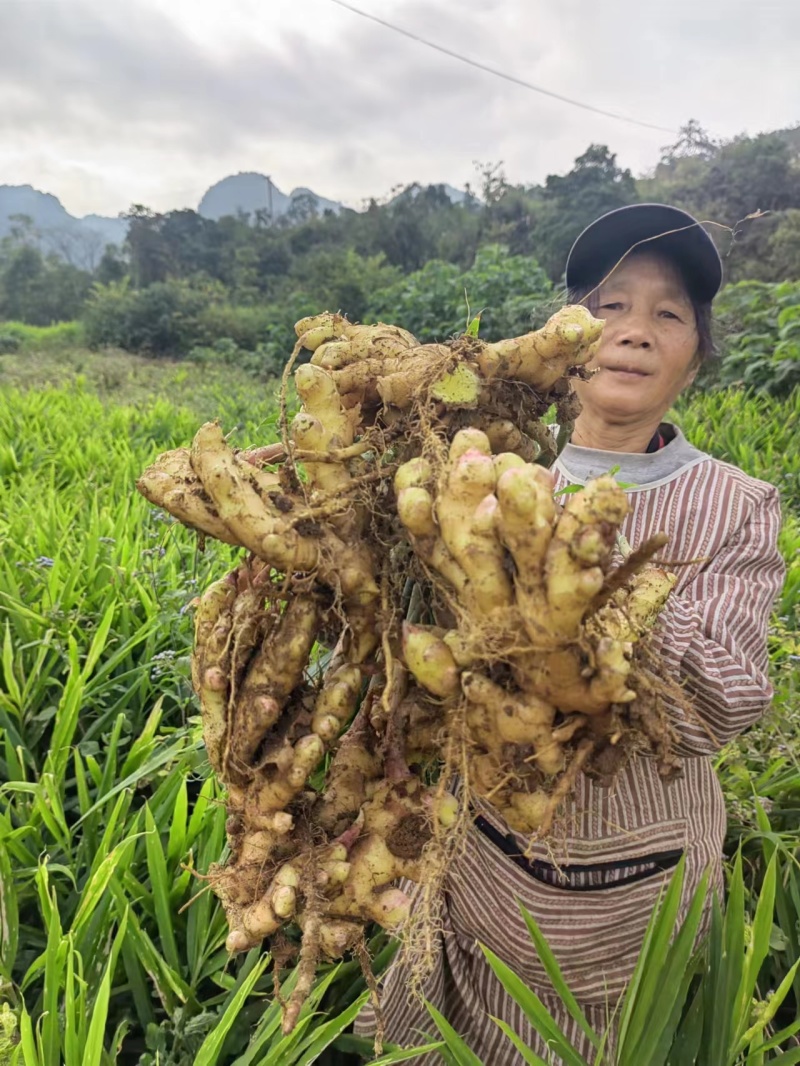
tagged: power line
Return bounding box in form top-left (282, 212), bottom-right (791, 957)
top-left (329, 0), bottom-right (677, 135)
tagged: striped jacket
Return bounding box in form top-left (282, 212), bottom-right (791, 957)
top-left (356, 425), bottom-right (785, 1063)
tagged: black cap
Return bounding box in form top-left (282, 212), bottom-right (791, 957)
top-left (565, 203), bottom-right (723, 303)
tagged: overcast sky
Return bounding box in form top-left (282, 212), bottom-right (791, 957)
top-left (1, 0), bottom-right (798, 218)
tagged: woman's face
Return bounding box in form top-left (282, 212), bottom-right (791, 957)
top-left (573, 251), bottom-right (700, 425)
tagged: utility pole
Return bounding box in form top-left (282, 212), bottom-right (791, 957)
top-left (266, 175), bottom-right (274, 224)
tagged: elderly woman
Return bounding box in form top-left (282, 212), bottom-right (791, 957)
top-left (356, 204), bottom-right (786, 1062)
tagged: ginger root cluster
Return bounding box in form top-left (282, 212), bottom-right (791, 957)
top-left (137, 306), bottom-right (678, 1031)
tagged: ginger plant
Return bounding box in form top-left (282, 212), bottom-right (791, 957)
top-left (137, 304), bottom-right (679, 1033)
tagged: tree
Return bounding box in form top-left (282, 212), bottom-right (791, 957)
top-left (4, 213), bottom-right (39, 248)
top-left (534, 145), bottom-right (639, 280)
top-left (0, 244), bottom-right (44, 320)
top-left (659, 120), bottom-right (718, 166)
top-left (158, 210), bottom-right (222, 279)
top-left (702, 134), bottom-right (799, 223)
top-left (767, 210), bottom-right (800, 279)
top-left (474, 161), bottom-right (510, 206)
top-left (641, 129), bottom-right (800, 280)
top-left (0, 243), bottom-right (92, 324)
top-left (283, 193), bottom-right (320, 227)
top-left (95, 245), bottom-right (128, 286)
top-left (366, 184), bottom-right (477, 273)
top-left (123, 205), bottom-right (171, 288)
top-left (643, 132), bottom-right (800, 225)
top-left (478, 183), bottom-right (544, 259)
top-left (289, 247), bottom-right (400, 321)
top-left (46, 226), bottom-right (105, 271)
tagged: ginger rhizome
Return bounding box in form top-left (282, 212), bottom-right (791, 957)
top-left (137, 305), bottom-right (679, 1032)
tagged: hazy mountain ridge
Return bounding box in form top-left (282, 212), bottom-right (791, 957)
top-left (197, 173), bottom-right (343, 221)
top-left (0, 173), bottom-right (472, 266)
top-left (0, 185), bottom-right (128, 269)
top-left (8, 120), bottom-right (797, 265)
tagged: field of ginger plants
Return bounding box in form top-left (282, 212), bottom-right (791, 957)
top-left (0, 351), bottom-right (799, 1065)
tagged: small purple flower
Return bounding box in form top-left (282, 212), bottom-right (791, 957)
top-left (35, 556), bottom-right (55, 568)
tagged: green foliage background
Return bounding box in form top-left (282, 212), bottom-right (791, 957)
top-left (3, 122), bottom-right (800, 396)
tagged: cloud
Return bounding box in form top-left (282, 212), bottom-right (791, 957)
top-left (1, 0), bottom-right (798, 216)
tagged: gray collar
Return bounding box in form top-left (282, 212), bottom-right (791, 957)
top-left (554, 424), bottom-right (709, 492)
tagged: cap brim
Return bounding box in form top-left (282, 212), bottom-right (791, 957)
top-left (565, 204), bottom-right (722, 303)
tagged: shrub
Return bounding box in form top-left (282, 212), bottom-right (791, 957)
top-left (0, 320), bottom-right (86, 351)
top-left (188, 337), bottom-right (288, 380)
top-left (0, 332), bottom-right (21, 353)
top-left (83, 278), bottom-right (211, 356)
top-left (83, 279), bottom-right (319, 363)
top-left (715, 280), bottom-right (800, 396)
top-left (366, 244), bottom-right (555, 342)
top-left (196, 303), bottom-right (279, 351)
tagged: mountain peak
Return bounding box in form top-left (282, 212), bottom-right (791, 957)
top-left (0, 174), bottom-right (469, 269)
top-left (0, 184), bottom-right (128, 269)
top-left (197, 173), bottom-right (342, 221)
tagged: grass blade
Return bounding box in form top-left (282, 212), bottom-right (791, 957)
top-left (292, 991), bottom-right (371, 1065)
top-left (491, 1018), bottom-right (558, 1066)
top-left (72, 835), bottom-right (137, 936)
top-left (17, 1008), bottom-right (40, 1066)
top-left (744, 1018), bottom-right (800, 1059)
top-left (143, 803), bottom-right (180, 971)
top-left (666, 979), bottom-right (704, 1066)
top-left (82, 911), bottom-right (128, 1066)
top-left (425, 1002), bottom-right (484, 1066)
top-left (615, 857), bottom-right (686, 1055)
top-left (63, 942), bottom-right (81, 1066)
top-left (193, 953), bottom-right (270, 1066)
top-left (231, 963), bottom-right (301, 1066)
top-left (0, 842), bottom-right (19, 978)
top-left (167, 776), bottom-right (188, 867)
top-left (39, 880), bottom-right (64, 1066)
top-left (76, 735), bottom-right (195, 825)
top-left (735, 853), bottom-right (778, 1046)
top-left (736, 958), bottom-right (800, 1055)
top-left (621, 869), bottom-right (709, 1066)
top-left (366, 1044), bottom-right (447, 1064)
top-left (517, 900), bottom-right (600, 1051)
top-left (718, 850), bottom-right (747, 1059)
top-left (480, 944), bottom-right (588, 1066)
top-left (754, 1052), bottom-right (800, 1066)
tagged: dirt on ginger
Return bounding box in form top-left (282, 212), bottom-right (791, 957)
top-left (136, 305), bottom-right (681, 1034)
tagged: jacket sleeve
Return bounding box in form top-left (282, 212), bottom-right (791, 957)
top-left (650, 486), bottom-right (785, 757)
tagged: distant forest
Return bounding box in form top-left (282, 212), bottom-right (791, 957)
top-left (2, 122), bottom-right (800, 365)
